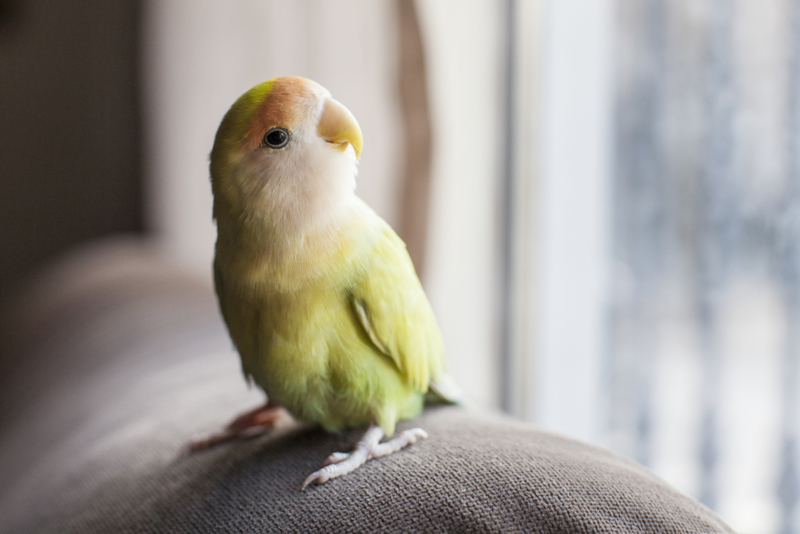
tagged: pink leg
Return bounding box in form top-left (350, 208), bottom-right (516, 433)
top-left (186, 401), bottom-right (290, 452)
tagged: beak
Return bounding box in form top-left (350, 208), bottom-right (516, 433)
top-left (316, 97), bottom-right (363, 159)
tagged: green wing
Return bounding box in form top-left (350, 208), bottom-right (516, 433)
top-left (350, 227), bottom-right (446, 394)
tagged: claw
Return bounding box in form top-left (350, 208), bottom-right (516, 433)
top-left (302, 466), bottom-right (332, 490)
top-left (300, 425), bottom-right (428, 490)
top-left (183, 431), bottom-right (235, 454)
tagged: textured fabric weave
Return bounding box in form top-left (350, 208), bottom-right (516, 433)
top-left (0, 241), bottom-right (735, 533)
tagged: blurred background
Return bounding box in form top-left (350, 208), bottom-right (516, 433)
top-left (1, 0), bottom-right (798, 532)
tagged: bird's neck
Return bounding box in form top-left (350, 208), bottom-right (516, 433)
top-left (216, 192), bottom-right (354, 252)
top-left (214, 194), bottom-right (381, 292)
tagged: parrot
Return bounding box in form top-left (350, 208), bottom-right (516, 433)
top-left (193, 76), bottom-right (456, 489)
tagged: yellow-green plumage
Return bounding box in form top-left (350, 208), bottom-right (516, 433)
top-left (210, 76), bottom-right (447, 438)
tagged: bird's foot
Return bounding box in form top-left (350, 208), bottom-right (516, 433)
top-left (302, 425), bottom-right (428, 489)
top-left (322, 451), bottom-right (351, 466)
top-left (185, 401), bottom-right (290, 453)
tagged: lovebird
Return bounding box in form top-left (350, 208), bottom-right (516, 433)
top-left (194, 76), bottom-right (456, 489)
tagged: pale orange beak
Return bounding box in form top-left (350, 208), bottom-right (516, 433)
top-left (316, 97), bottom-right (363, 159)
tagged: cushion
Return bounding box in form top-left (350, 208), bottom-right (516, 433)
top-left (0, 239), bottom-right (735, 533)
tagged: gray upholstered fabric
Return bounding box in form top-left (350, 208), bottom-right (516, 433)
top-left (0, 240), bottom-right (735, 533)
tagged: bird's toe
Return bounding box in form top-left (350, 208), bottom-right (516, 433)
top-left (323, 451), bottom-right (351, 466)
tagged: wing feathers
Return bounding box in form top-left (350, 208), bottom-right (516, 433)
top-left (352, 296), bottom-right (394, 362)
top-left (349, 228), bottom-right (445, 394)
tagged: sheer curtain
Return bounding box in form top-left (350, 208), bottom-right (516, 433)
top-left (606, 1), bottom-right (800, 532)
top-left (505, 1), bottom-right (800, 533)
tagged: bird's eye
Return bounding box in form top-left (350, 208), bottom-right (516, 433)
top-left (262, 127), bottom-right (290, 149)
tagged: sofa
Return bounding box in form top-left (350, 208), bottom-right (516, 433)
top-left (0, 239), bottom-right (735, 533)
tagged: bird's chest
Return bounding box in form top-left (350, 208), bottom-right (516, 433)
top-left (227, 280), bottom-right (360, 411)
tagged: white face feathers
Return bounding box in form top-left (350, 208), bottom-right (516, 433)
top-left (228, 85), bottom-right (360, 236)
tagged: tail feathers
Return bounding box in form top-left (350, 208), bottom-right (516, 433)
top-left (425, 374), bottom-right (464, 406)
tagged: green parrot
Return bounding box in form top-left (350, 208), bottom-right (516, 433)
top-left (195, 76), bottom-right (456, 489)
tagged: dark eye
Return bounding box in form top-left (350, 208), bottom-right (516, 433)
top-left (262, 127), bottom-right (290, 149)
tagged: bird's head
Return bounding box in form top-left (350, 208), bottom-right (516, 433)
top-left (210, 76), bottom-right (363, 233)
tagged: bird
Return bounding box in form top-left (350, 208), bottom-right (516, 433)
top-left (193, 76), bottom-right (456, 489)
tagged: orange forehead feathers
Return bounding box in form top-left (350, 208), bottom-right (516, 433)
top-left (210, 77), bottom-right (324, 182)
top-left (240, 76), bottom-right (321, 152)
